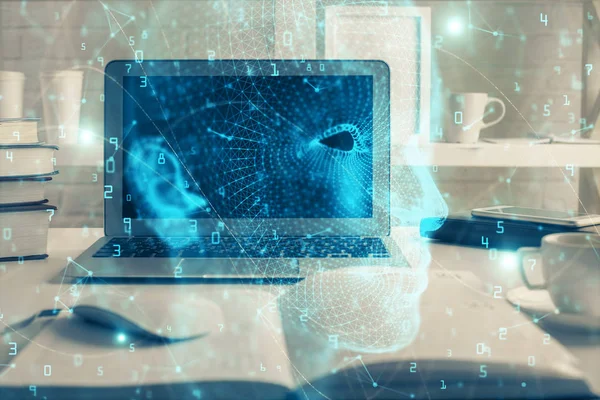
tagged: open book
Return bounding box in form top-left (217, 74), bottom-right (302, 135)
top-left (0, 271), bottom-right (592, 399)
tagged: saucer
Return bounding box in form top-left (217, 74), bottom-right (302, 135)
top-left (506, 286), bottom-right (600, 332)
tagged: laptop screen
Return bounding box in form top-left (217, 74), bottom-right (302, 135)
top-left (121, 74), bottom-right (374, 221)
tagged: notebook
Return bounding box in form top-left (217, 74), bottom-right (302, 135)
top-left (0, 203), bottom-right (56, 261)
top-left (0, 144), bottom-right (58, 177)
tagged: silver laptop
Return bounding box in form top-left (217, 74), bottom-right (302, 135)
top-left (68, 59), bottom-right (404, 280)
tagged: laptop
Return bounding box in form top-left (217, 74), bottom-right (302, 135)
top-left (68, 59), bottom-right (405, 280)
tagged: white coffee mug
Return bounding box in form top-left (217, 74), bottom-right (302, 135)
top-left (39, 70), bottom-right (84, 145)
top-left (445, 92), bottom-right (506, 143)
top-left (0, 71), bottom-right (26, 119)
top-left (517, 233), bottom-right (600, 318)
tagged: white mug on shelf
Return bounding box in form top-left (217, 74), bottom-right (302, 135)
top-left (517, 233), bottom-right (600, 318)
top-left (445, 92), bottom-right (506, 144)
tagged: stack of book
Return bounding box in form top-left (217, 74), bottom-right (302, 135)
top-left (0, 118), bottom-right (58, 262)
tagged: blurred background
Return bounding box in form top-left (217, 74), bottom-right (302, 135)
top-left (0, 0), bottom-right (598, 227)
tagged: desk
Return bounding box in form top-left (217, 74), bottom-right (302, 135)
top-left (0, 228), bottom-right (599, 397)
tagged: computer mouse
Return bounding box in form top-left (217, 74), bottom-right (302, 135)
top-left (72, 293), bottom-right (224, 342)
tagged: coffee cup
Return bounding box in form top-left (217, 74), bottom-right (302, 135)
top-left (0, 71), bottom-right (26, 119)
top-left (39, 70), bottom-right (84, 145)
top-left (445, 92), bottom-right (506, 143)
top-left (517, 233), bottom-right (600, 318)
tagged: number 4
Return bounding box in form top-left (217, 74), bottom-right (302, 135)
top-left (481, 236), bottom-right (489, 249)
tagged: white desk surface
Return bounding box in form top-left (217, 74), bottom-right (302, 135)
top-left (1, 228), bottom-right (599, 395)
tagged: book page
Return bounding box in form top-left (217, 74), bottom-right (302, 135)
top-left (0, 285), bottom-right (296, 391)
top-left (281, 270), bottom-right (587, 396)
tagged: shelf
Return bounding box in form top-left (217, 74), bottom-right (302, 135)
top-left (392, 142), bottom-right (600, 168)
top-left (51, 142), bottom-right (600, 168)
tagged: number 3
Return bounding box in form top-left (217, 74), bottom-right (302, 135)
top-left (8, 342), bottom-right (17, 355)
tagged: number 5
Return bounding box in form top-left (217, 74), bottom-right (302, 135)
top-left (496, 220), bottom-right (504, 234)
top-left (479, 364), bottom-right (487, 378)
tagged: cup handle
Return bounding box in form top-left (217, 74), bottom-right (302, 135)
top-left (517, 247), bottom-right (546, 290)
top-left (481, 97), bottom-right (506, 129)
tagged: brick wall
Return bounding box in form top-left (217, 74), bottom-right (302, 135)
top-left (0, 0), bottom-right (591, 227)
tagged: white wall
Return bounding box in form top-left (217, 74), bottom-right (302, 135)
top-left (0, 0), bottom-right (591, 225)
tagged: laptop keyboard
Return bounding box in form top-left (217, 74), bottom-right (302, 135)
top-left (92, 236), bottom-right (390, 259)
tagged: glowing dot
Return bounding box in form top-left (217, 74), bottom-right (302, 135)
top-left (175, 366), bottom-right (181, 373)
top-left (54, 296), bottom-right (59, 301)
top-left (80, 130), bottom-right (94, 145)
top-left (110, 33), bottom-right (115, 38)
top-left (448, 18), bottom-right (463, 35)
top-left (117, 333), bottom-right (126, 343)
top-left (533, 318), bottom-right (539, 323)
top-left (81, 98), bottom-right (87, 104)
top-left (493, 31), bottom-right (499, 36)
top-left (372, 382), bottom-right (378, 388)
top-left (129, 296), bottom-right (134, 301)
top-left (88, 270), bottom-right (93, 276)
top-left (468, 23), bottom-right (474, 29)
top-left (521, 382), bottom-right (527, 388)
top-left (506, 178), bottom-right (511, 183)
top-left (502, 254), bottom-right (518, 270)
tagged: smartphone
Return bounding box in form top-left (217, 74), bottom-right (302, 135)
top-left (471, 206), bottom-right (600, 228)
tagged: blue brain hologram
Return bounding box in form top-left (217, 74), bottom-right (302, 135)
top-left (122, 74), bottom-right (374, 221)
